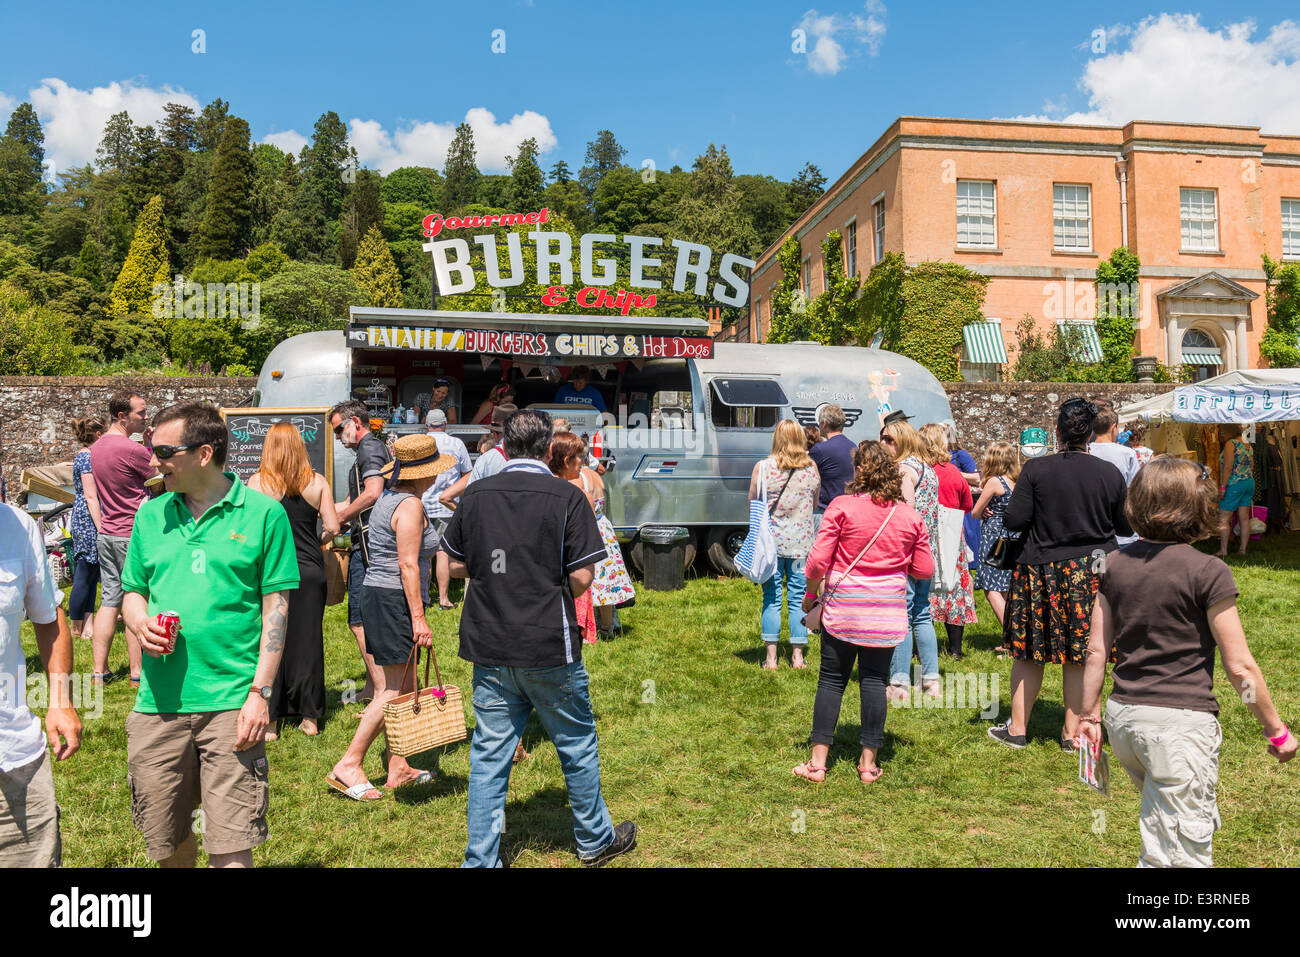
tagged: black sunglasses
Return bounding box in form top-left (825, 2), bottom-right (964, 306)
top-left (154, 443), bottom-right (201, 460)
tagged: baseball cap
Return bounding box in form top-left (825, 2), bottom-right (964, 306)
top-left (425, 409), bottom-right (447, 427)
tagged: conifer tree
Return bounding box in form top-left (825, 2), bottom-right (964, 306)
top-left (508, 137), bottom-right (544, 209)
top-left (442, 122), bottom-right (479, 210)
top-left (109, 194), bottom-right (170, 320)
top-left (197, 117), bottom-right (254, 260)
top-left (351, 225), bottom-right (402, 307)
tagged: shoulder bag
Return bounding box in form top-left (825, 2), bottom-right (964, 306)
top-left (802, 505), bottom-right (897, 633)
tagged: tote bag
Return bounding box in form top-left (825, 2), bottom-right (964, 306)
top-left (734, 467), bottom-right (789, 584)
top-left (933, 504), bottom-right (965, 592)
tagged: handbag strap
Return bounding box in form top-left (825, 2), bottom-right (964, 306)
top-left (768, 467), bottom-right (795, 515)
top-left (399, 644), bottom-right (447, 714)
top-left (822, 505), bottom-right (898, 605)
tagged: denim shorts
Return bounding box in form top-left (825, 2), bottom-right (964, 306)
top-left (347, 548), bottom-right (366, 626)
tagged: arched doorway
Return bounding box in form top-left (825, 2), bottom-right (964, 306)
top-left (1181, 327), bottom-right (1223, 381)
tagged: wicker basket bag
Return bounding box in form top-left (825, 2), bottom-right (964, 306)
top-left (382, 645), bottom-right (467, 757)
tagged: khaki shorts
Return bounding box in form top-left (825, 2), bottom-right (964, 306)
top-left (0, 751), bottom-right (61, 867)
top-left (1105, 699), bottom-right (1221, 868)
top-left (125, 710), bottom-right (269, 860)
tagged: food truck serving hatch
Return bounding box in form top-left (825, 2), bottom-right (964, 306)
top-left (346, 307), bottom-right (714, 360)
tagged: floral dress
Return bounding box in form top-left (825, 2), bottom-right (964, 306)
top-left (762, 458), bottom-right (819, 558)
top-left (973, 477), bottom-right (1014, 593)
top-left (931, 533), bottom-right (977, 625)
top-left (900, 455), bottom-right (940, 557)
top-left (583, 473), bottom-right (635, 608)
top-left (71, 449), bottom-right (98, 565)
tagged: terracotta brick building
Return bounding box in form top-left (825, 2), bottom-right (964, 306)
top-left (728, 117), bottom-right (1300, 381)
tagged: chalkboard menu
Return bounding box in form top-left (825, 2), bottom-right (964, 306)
top-left (220, 407), bottom-right (332, 486)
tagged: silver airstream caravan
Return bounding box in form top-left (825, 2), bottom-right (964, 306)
top-left (255, 308), bottom-right (953, 573)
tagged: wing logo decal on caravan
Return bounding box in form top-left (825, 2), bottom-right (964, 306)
top-left (791, 406), bottom-right (864, 429)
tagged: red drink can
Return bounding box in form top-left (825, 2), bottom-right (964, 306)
top-left (156, 611), bottom-right (180, 653)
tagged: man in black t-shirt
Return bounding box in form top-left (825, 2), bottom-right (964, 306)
top-left (329, 400), bottom-right (392, 705)
top-left (443, 408), bottom-right (636, 868)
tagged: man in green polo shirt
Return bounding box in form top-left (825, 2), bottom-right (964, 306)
top-left (121, 402), bottom-right (299, 868)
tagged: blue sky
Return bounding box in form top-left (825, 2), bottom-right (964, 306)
top-left (2, 1), bottom-right (1299, 182)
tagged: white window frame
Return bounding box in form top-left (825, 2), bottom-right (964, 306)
top-left (1180, 188), bottom-right (1219, 252)
top-left (844, 217), bottom-right (858, 276)
top-left (1053, 183), bottom-right (1092, 251)
top-left (1283, 199), bottom-right (1300, 260)
top-left (957, 180), bottom-right (997, 248)
top-left (801, 256), bottom-right (812, 299)
top-left (873, 199), bottom-right (885, 263)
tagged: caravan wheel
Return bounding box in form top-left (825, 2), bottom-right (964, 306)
top-left (705, 527), bottom-right (747, 576)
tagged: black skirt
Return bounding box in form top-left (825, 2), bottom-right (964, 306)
top-left (360, 586), bottom-right (416, 666)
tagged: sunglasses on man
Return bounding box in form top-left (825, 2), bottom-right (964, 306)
top-left (153, 443), bottom-right (202, 460)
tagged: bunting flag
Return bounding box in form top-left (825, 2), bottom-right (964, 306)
top-left (628, 357), bottom-right (645, 372)
top-left (480, 354), bottom-right (497, 372)
top-left (592, 363), bottom-right (617, 379)
top-left (515, 361), bottom-right (537, 377)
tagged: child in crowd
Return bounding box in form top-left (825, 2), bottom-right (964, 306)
top-left (971, 441), bottom-right (1020, 641)
top-left (1079, 457), bottom-right (1294, 867)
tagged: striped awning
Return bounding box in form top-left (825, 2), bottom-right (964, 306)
top-left (1057, 320), bottom-right (1104, 363)
top-left (962, 321), bottom-right (1008, 364)
top-left (1181, 348), bottom-right (1223, 365)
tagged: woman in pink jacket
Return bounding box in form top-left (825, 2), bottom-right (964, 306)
top-left (794, 441), bottom-right (934, 784)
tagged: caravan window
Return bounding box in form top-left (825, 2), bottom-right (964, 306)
top-left (709, 378), bottom-right (787, 429)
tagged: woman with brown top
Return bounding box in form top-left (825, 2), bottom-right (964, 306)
top-left (1080, 457), bottom-right (1294, 866)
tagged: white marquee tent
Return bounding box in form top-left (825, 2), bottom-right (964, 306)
top-left (1119, 369), bottom-right (1300, 424)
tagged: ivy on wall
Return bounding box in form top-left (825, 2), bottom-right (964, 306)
top-left (1094, 246), bottom-right (1140, 381)
top-left (1261, 254), bottom-right (1300, 368)
top-left (886, 260), bottom-right (988, 381)
top-left (765, 236), bottom-right (815, 343)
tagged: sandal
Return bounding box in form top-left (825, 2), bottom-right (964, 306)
top-left (326, 773), bottom-right (383, 801)
top-left (857, 765), bottom-right (884, 784)
top-left (792, 761), bottom-right (828, 782)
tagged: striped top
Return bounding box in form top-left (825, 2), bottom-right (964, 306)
top-left (806, 495), bottom-right (933, 647)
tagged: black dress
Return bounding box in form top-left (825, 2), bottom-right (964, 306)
top-left (270, 493), bottom-right (327, 722)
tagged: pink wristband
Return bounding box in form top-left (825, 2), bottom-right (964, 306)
top-left (1269, 725), bottom-right (1290, 747)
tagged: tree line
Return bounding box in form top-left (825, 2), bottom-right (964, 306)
top-left (0, 99), bottom-right (829, 375)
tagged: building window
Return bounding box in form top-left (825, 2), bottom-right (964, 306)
top-left (801, 258), bottom-right (811, 299)
top-left (873, 200), bottom-right (885, 262)
top-left (1180, 188), bottom-right (1219, 251)
top-left (957, 180), bottom-right (997, 247)
top-left (845, 220), bottom-right (857, 275)
top-left (1053, 184), bottom-right (1092, 250)
top-left (1284, 199), bottom-right (1300, 259)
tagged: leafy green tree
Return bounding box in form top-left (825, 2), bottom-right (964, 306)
top-left (0, 239), bottom-right (32, 279)
top-left (443, 123), bottom-right (480, 210)
top-left (1008, 315), bottom-right (1101, 382)
top-left (270, 182), bottom-right (329, 262)
top-left (788, 162), bottom-right (826, 217)
top-left (0, 283), bottom-right (87, 374)
top-left (1094, 246), bottom-right (1140, 380)
top-left (194, 99), bottom-right (229, 152)
top-left (734, 174), bottom-right (790, 253)
top-left (0, 103), bottom-right (46, 215)
top-left (170, 307), bottom-right (245, 370)
top-left (508, 137), bottom-right (545, 209)
top-left (109, 194), bottom-right (169, 319)
top-left (248, 143), bottom-right (291, 246)
top-left (592, 166), bottom-right (660, 233)
top-left (243, 241), bottom-right (288, 281)
top-left (549, 160), bottom-right (572, 184)
top-left (123, 124), bottom-right (165, 215)
top-left (352, 224), bottom-right (403, 307)
top-left (579, 130), bottom-right (626, 198)
top-left (72, 240), bottom-right (106, 290)
top-left (542, 179), bottom-right (590, 232)
top-left (1262, 255), bottom-right (1300, 367)
top-left (245, 261), bottom-right (366, 368)
top-left (3, 103), bottom-right (45, 185)
top-left (196, 117), bottom-right (253, 260)
top-left (477, 174), bottom-right (511, 210)
top-left (766, 236), bottom-right (815, 342)
top-left (380, 167), bottom-right (441, 207)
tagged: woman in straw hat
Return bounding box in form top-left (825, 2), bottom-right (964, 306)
top-left (328, 434), bottom-right (456, 800)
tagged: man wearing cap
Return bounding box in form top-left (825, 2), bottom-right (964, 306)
top-left (423, 409), bottom-right (472, 610)
top-left (329, 435), bottom-right (457, 799)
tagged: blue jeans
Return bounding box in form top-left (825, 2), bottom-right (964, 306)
top-left (463, 660), bottom-right (614, 868)
top-left (890, 576), bottom-right (940, 684)
top-left (761, 556), bottom-right (808, 645)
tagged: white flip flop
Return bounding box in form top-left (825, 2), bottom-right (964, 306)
top-left (326, 774), bottom-right (383, 801)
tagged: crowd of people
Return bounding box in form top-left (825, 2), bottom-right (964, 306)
top-left (1, 389), bottom-right (1294, 871)
top-left (763, 399), bottom-right (1294, 865)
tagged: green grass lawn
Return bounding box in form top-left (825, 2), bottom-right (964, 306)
top-left (25, 533), bottom-right (1300, 867)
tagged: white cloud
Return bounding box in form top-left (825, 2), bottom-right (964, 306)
top-left (260, 130), bottom-right (309, 156)
top-left (0, 92), bottom-right (16, 126)
top-left (27, 77), bottom-right (199, 175)
top-left (348, 107), bottom-right (557, 174)
top-left (1008, 15), bottom-right (1300, 131)
top-left (797, 1), bottom-right (888, 76)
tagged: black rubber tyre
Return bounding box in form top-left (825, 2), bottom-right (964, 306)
top-left (705, 526), bottom-right (747, 576)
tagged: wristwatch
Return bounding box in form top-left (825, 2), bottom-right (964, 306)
top-left (250, 684), bottom-right (272, 700)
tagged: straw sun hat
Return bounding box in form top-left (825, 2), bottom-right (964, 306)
top-left (379, 433), bottom-right (457, 484)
